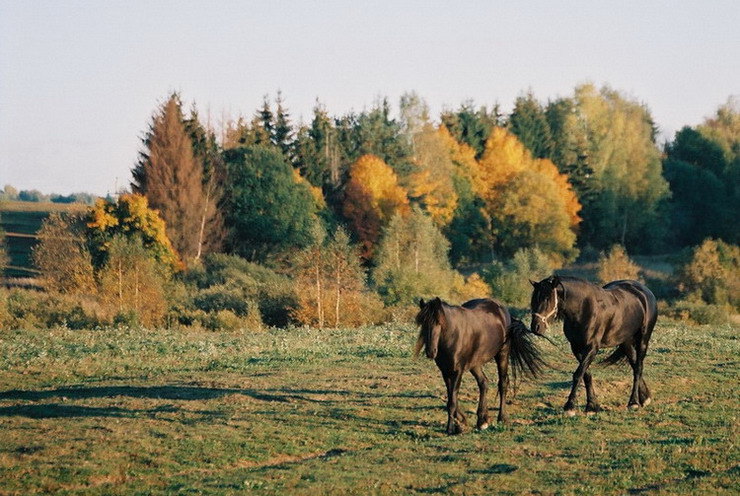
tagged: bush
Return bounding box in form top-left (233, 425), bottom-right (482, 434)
top-left (449, 273), bottom-right (491, 303)
top-left (665, 299), bottom-right (731, 325)
top-left (483, 247), bottom-right (556, 308)
top-left (177, 254), bottom-right (296, 329)
top-left (678, 239), bottom-right (739, 310)
top-left (193, 285), bottom-right (250, 315)
top-left (597, 245), bottom-right (641, 284)
top-left (0, 289), bottom-right (103, 330)
top-left (202, 306), bottom-right (263, 332)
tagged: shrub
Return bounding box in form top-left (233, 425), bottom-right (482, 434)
top-left (678, 239), bottom-right (739, 310)
top-left (665, 299), bottom-right (731, 325)
top-left (32, 212), bottom-right (96, 294)
top-left (449, 273), bottom-right (491, 303)
top-left (0, 289), bottom-right (103, 330)
top-left (372, 208), bottom-right (457, 306)
top-left (193, 285), bottom-right (249, 315)
top-left (597, 245), bottom-right (641, 284)
top-left (483, 247), bottom-right (556, 308)
top-left (202, 307), bottom-right (263, 332)
top-left (204, 254), bottom-right (296, 326)
top-left (97, 236), bottom-right (168, 328)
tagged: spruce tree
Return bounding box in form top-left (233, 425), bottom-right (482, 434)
top-left (131, 94), bottom-right (206, 263)
top-left (508, 91), bottom-right (554, 159)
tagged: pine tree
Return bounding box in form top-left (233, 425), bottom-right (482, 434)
top-left (131, 94), bottom-right (207, 264)
top-left (508, 91), bottom-right (554, 159)
top-left (441, 101), bottom-right (502, 158)
top-left (273, 90), bottom-right (294, 160)
top-left (183, 107), bottom-right (226, 258)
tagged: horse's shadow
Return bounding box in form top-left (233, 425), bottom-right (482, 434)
top-left (0, 385), bottom-right (439, 422)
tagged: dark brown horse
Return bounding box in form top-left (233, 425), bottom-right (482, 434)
top-left (529, 275), bottom-right (658, 415)
top-left (415, 297), bottom-right (544, 435)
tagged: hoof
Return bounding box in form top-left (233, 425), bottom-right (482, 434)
top-left (478, 422), bottom-right (489, 430)
top-left (628, 403), bottom-right (640, 410)
top-left (585, 410), bottom-right (598, 416)
top-left (642, 397), bottom-right (652, 407)
top-left (564, 409), bottom-right (577, 417)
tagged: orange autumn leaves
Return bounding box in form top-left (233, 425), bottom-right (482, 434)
top-left (343, 126), bottom-right (581, 261)
top-left (343, 154), bottom-right (410, 258)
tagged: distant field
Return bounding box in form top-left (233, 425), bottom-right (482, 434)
top-left (0, 201), bottom-right (87, 278)
top-left (0, 322), bottom-right (736, 495)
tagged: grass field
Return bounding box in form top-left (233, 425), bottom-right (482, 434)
top-left (0, 321), bottom-right (737, 495)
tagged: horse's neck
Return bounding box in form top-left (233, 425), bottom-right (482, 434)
top-left (559, 279), bottom-right (598, 319)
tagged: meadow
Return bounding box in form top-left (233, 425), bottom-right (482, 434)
top-left (0, 321), bottom-right (737, 495)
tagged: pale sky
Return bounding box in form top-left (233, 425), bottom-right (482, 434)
top-left (1, 1), bottom-right (738, 195)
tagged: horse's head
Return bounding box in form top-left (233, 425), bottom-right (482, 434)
top-left (529, 275), bottom-right (561, 336)
top-left (414, 297), bottom-right (446, 360)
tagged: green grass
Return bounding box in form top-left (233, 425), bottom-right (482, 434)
top-left (0, 322), bottom-right (737, 495)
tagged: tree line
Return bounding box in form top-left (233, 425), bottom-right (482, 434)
top-left (1, 86), bottom-right (737, 329)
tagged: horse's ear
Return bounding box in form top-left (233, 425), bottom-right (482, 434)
top-left (419, 299), bottom-right (426, 309)
top-left (529, 279), bottom-right (537, 287)
top-left (552, 275), bottom-right (561, 287)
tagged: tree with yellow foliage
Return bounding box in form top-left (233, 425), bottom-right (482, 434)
top-left (406, 124), bottom-right (458, 227)
top-left (86, 193), bottom-right (181, 272)
top-left (474, 127), bottom-right (581, 261)
top-left (438, 126), bottom-right (494, 264)
top-left (343, 154), bottom-right (410, 258)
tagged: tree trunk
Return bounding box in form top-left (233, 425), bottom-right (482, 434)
top-left (195, 185), bottom-right (211, 261)
top-left (315, 261), bottom-right (323, 329)
top-left (335, 265), bottom-right (341, 328)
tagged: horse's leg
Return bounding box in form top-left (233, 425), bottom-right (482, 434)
top-left (622, 342), bottom-right (651, 407)
top-left (575, 344), bottom-right (600, 413)
top-left (445, 370), bottom-right (463, 435)
top-left (638, 330), bottom-right (653, 407)
top-left (564, 345), bottom-right (598, 416)
top-left (495, 351), bottom-right (510, 424)
top-left (583, 368), bottom-right (601, 413)
top-left (453, 371), bottom-right (467, 425)
top-left (470, 366), bottom-right (490, 429)
top-left (626, 336), bottom-right (651, 409)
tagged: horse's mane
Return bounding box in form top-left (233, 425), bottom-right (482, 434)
top-left (414, 298), bottom-right (446, 357)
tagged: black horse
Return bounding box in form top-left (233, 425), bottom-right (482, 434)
top-left (415, 297), bottom-right (544, 434)
top-left (529, 275), bottom-right (658, 415)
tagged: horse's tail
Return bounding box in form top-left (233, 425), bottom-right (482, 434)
top-left (508, 318), bottom-right (546, 380)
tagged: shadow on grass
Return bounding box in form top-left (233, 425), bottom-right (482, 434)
top-left (0, 385), bottom-right (441, 429)
top-left (470, 463), bottom-right (518, 474)
top-left (0, 403), bottom-right (182, 419)
top-left (0, 385), bottom-right (309, 403)
top-left (0, 385), bottom-right (438, 403)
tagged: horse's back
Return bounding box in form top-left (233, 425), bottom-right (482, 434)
top-left (461, 298), bottom-right (511, 328)
top-left (600, 279), bottom-right (658, 343)
top-left (444, 298), bottom-right (509, 369)
top-left (603, 280), bottom-right (657, 314)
